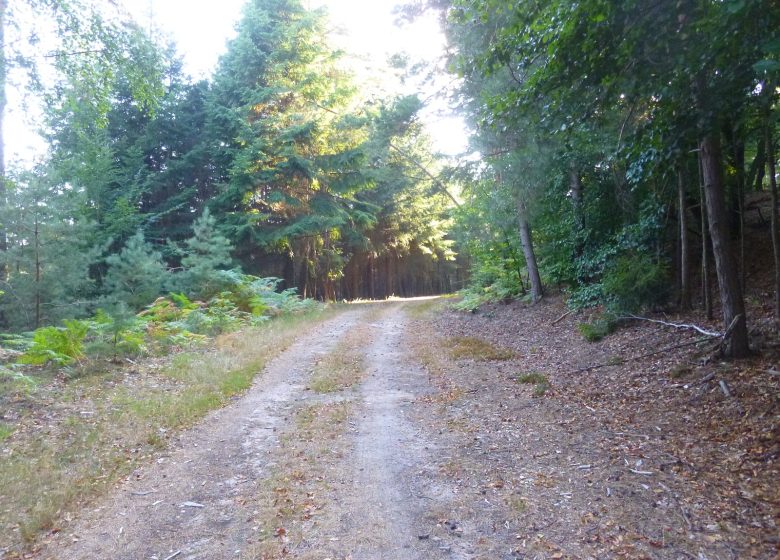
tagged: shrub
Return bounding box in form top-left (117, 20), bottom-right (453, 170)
top-left (87, 308), bottom-right (147, 359)
top-left (18, 319), bottom-right (89, 366)
top-left (601, 253), bottom-right (670, 313)
top-left (180, 295), bottom-right (247, 335)
top-left (577, 313), bottom-right (617, 342)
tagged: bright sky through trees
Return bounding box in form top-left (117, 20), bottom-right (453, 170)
top-left (124, 0), bottom-right (468, 156)
top-left (4, 0), bottom-right (467, 163)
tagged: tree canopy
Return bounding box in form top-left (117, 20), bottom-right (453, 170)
top-left (1, 0), bottom-right (779, 359)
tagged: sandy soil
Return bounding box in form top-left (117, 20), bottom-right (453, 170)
top-left (31, 298), bottom-right (778, 560)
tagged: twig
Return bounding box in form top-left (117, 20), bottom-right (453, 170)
top-left (622, 315), bottom-right (720, 337)
top-left (163, 552), bottom-right (182, 560)
top-left (388, 143), bottom-right (461, 207)
top-left (570, 337), bottom-right (709, 374)
top-left (551, 309), bottom-right (573, 326)
top-left (714, 314), bottom-right (743, 355)
top-left (629, 468), bottom-right (654, 475)
top-left (130, 490), bottom-right (156, 496)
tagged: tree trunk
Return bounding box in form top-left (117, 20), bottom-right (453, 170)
top-left (730, 128), bottom-right (746, 289)
top-left (698, 154), bottom-right (713, 319)
top-left (569, 165), bottom-right (585, 258)
top-left (746, 136), bottom-right (766, 193)
top-left (34, 215), bottom-right (41, 328)
top-left (0, 0), bottom-right (7, 278)
top-left (766, 123), bottom-right (780, 331)
top-left (516, 197), bottom-right (543, 303)
top-left (678, 167), bottom-right (691, 309)
top-left (699, 133), bottom-right (749, 357)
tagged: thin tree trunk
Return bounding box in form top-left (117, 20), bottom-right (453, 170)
top-left (0, 0), bottom-right (7, 279)
top-left (699, 133), bottom-right (749, 357)
top-left (766, 123), bottom-right (780, 330)
top-left (34, 215), bottom-right (41, 328)
top-left (746, 136), bottom-right (766, 192)
top-left (699, 153), bottom-right (713, 319)
top-left (678, 167), bottom-right (691, 309)
top-left (516, 197), bottom-right (543, 303)
top-left (570, 165), bottom-right (585, 258)
top-left (731, 129), bottom-right (746, 289)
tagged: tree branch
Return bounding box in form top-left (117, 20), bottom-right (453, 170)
top-left (620, 314), bottom-right (721, 337)
top-left (388, 143), bottom-right (461, 207)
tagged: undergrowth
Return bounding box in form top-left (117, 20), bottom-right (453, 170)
top-left (0, 304), bottom-right (336, 552)
top-left (516, 371), bottom-right (550, 397)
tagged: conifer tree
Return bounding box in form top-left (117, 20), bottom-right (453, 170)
top-left (177, 209), bottom-right (235, 299)
top-left (103, 231), bottom-right (168, 310)
top-left (0, 172), bottom-right (96, 330)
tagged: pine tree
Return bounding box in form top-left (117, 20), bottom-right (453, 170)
top-left (0, 172), bottom-right (97, 330)
top-left (177, 209), bottom-right (235, 299)
top-left (103, 231), bottom-right (168, 310)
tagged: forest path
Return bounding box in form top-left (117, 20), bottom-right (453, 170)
top-left (36, 300), bottom-right (463, 560)
top-left (33, 297), bottom-right (777, 560)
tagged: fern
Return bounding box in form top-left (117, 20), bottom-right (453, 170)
top-left (18, 320), bottom-right (89, 366)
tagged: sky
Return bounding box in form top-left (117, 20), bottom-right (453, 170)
top-left (126, 0), bottom-right (468, 155)
top-left (5, 0), bottom-right (468, 164)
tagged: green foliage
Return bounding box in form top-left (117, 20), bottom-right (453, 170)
top-left (0, 366), bottom-right (39, 395)
top-left (18, 320), bottom-right (89, 366)
top-left (602, 253), bottom-right (670, 314)
top-left (180, 295), bottom-right (247, 336)
top-left (0, 173), bottom-right (98, 331)
top-left (87, 307), bottom-right (146, 359)
top-left (104, 231), bottom-right (169, 310)
top-left (175, 209), bottom-right (235, 299)
top-left (578, 314), bottom-right (617, 343)
top-left (516, 372), bottom-right (548, 385)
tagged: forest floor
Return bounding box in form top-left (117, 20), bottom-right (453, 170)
top-left (8, 294), bottom-right (776, 560)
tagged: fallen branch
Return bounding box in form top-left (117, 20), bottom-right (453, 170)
top-left (551, 309), bottom-right (573, 326)
top-left (622, 315), bottom-right (720, 338)
top-left (719, 379), bottom-right (732, 398)
top-left (570, 337), bottom-right (709, 374)
top-left (713, 314), bottom-right (743, 356)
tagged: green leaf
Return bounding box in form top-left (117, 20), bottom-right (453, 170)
top-left (753, 59), bottom-right (780, 74)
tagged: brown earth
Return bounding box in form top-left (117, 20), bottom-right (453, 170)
top-left (19, 296), bottom-right (780, 559)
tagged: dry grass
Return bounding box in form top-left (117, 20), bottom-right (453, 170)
top-left (404, 297), bottom-right (446, 318)
top-left (0, 308), bottom-right (341, 553)
top-left (309, 325), bottom-right (370, 393)
top-left (446, 336), bottom-right (515, 361)
top-left (246, 401), bottom-right (353, 559)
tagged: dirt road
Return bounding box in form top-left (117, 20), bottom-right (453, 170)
top-left (38, 302), bottom-right (454, 559)
top-left (36, 299), bottom-right (779, 559)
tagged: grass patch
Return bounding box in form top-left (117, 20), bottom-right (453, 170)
top-left (309, 325), bottom-right (369, 393)
top-left (405, 298), bottom-right (444, 318)
top-left (516, 371), bottom-right (550, 397)
top-left (578, 314), bottom-right (617, 342)
top-left (516, 372), bottom-right (548, 385)
top-left (533, 382), bottom-right (550, 397)
top-left (0, 423), bottom-right (13, 441)
top-left (0, 307), bottom-right (341, 554)
top-left (447, 336), bottom-right (515, 361)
